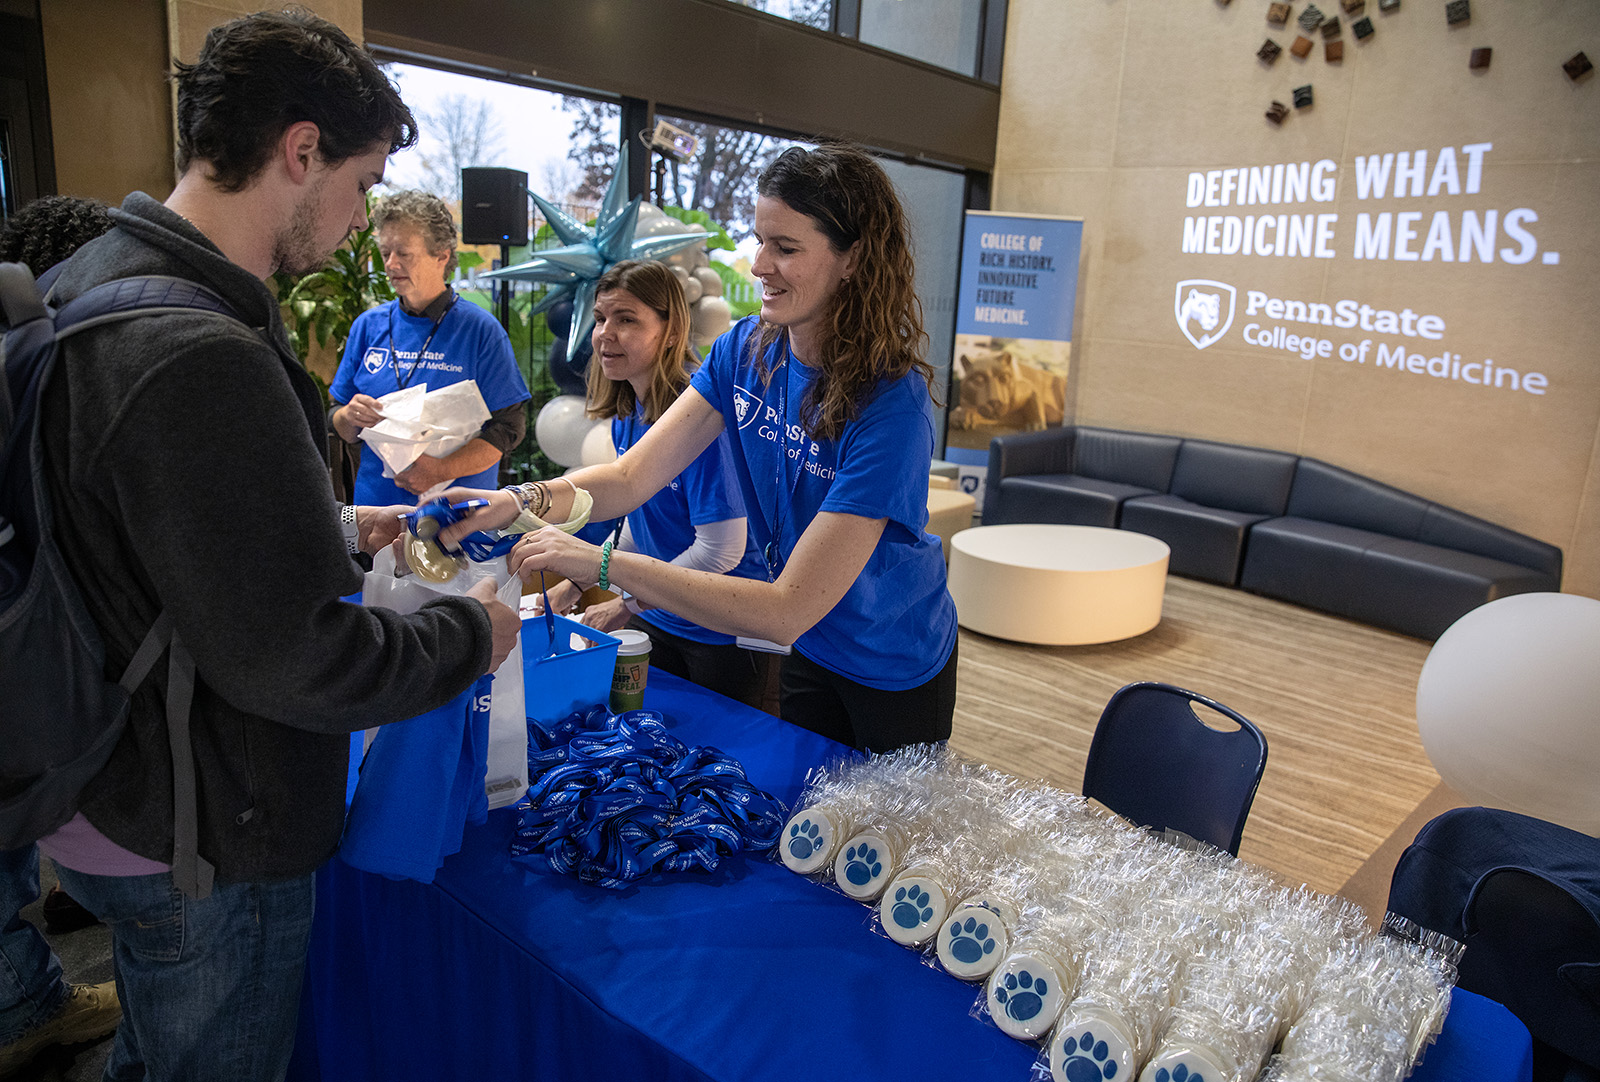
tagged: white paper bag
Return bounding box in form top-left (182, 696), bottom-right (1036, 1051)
top-left (361, 547), bottom-right (528, 809)
top-left (359, 380), bottom-right (492, 478)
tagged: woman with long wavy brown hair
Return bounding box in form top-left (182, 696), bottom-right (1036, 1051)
top-left (447, 142), bottom-right (957, 751)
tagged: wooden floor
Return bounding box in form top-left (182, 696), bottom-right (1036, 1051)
top-left (947, 575), bottom-right (1452, 907)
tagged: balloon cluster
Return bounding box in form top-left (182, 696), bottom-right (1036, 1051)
top-left (779, 746), bottom-right (1462, 1082)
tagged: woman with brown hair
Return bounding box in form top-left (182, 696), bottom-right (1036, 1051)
top-left (448, 142), bottom-right (956, 752)
top-left (536, 259), bottom-right (765, 707)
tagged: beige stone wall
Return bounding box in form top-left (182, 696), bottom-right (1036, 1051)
top-left (38, 0), bottom-right (363, 203)
top-left (39, 0), bottom-right (173, 202)
top-left (994, 0), bottom-right (1600, 598)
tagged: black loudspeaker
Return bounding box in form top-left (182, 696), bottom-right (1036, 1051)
top-left (460, 167), bottom-right (529, 245)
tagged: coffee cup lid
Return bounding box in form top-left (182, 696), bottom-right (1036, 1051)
top-left (613, 629), bottom-right (651, 656)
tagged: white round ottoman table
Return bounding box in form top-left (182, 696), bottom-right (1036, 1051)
top-left (946, 524), bottom-right (1170, 645)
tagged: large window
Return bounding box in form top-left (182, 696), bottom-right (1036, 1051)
top-left (860, 0), bottom-right (984, 76)
top-left (727, 0), bottom-right (997, 81)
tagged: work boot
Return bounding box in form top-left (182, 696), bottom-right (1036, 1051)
top-left (0, 982), bottom-right (121, 1076)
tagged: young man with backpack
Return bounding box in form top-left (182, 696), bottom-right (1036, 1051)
top-left (1, 11), bottom-right (520, 1080)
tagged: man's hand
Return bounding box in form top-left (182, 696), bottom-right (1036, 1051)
top-left (356, 504), bottom-right (413, 555)
top-left (465, 578), bottom-right (521, 673)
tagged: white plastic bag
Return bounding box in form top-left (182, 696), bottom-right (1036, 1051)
top-left (358, 380), bottom-right (492, 478)
top-left (361, 546), bottom-right (528, 809)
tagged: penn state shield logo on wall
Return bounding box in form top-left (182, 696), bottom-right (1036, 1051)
top-left (1173, 279), bottom-right (1236, 350)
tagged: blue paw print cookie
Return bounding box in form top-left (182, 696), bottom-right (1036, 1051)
top-left (833, 829), bottom-right (897, 901)
top-left (935, 901), bottom-right (1010, 980)
top-left (892, 884), bottom-right (934, 928)
top-left (788, 819), bottom-right (821, 858)
top-left (1050, 1012), bottom-right (1135, 1082)
top-left (879, 870), bottom-right (948, 946)
top-left (987, 950), bottom-right (1069, 1040)
top-left (1057, 1028), bottom-right (1117, 1081)
top-left (950, 915), bottom-right (996, 962)
top-left (994, 968), bottom-right (1048, 1021)
top-left (779, 807), bottom-right (841, 875)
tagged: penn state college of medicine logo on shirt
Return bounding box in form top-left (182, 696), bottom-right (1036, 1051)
top-left (1174, 279), bottom-right (1237, 350)
top-left (363, 346), bottom-right (391, 374)
top-left (733, 387), bottom-right (763, 431)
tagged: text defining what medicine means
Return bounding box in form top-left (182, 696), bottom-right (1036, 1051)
top-left (1180, 143), bottom-right (1559, 266)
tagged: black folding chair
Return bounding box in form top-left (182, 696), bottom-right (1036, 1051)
top-left (1081, 681), bottom-right (1268, 855)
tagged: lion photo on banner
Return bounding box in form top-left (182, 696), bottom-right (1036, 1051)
top-left (946, 333), bottom-right (1071, 452)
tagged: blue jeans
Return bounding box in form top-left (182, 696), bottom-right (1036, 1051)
top-left (53, 865), bottom-right (314, 1082)
top-left (0, 845), bottom-right (67, 1044)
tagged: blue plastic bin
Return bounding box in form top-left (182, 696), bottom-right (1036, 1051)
top-left (521, 614), bottom-right (620, 728)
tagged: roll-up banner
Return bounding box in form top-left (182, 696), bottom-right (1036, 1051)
top-left (945, 211), bottom-right (1083, 506)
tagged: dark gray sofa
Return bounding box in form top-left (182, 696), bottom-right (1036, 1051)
top-left (983, 426), bottom-right (1563, 639)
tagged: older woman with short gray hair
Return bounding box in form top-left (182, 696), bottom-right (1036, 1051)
top-left (330, 189), bottom-right (531, 503)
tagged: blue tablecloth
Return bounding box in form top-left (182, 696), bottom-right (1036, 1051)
top-left (288, 671), bottom-right (1531, 1082)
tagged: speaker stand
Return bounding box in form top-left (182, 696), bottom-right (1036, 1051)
top-left (498, 244), bottom-right (511, 330)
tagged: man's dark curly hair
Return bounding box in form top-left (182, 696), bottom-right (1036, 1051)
top-left (0, 195), bottom-right (114, 273)
top-left (172, 8), bottom-right (418, 192)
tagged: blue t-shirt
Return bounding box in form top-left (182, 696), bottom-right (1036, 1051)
top-left (689, 317), bottom-right (956, 690)
top-left (613, 407), bottom-right (764, 645)
top-left (331, 295), bottom-right (531, 506)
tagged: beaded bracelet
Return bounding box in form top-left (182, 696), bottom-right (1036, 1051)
top-left (598, 539), bottom-right (614, 591)
top-left (506, 480), bottom-right (550, 518)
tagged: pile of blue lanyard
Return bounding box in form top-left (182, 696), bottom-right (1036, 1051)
top-left (511, 706), bottom-right (788, 889)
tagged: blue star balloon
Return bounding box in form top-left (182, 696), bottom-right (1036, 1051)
top-left (481, 144), bottom-right (711, 363)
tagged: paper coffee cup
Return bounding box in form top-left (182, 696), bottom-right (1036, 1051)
top-left (610, 629), bottom-right (652, 711)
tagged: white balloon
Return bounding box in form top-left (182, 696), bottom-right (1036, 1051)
top-left (691, 295), bottom-right (732, 351)
top-left (633, 203), bottom-right (672, 232)
top-left (534, 395), bottom-right (592, 468)
top-left (693, 265), bottom-right (724, 298)
top-left (579, 420), bottom-right (618, 466)
top-left (681, 275), bottom-right (703, 304)
top-left (633, 203), bottom-right (706, 271)
top-left (1416, 592), bottom-right (1600, 835)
